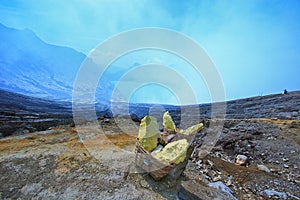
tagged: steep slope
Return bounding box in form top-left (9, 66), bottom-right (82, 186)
top-left (0, 23), bottom-right (116, 102)
top-left (0, 23), bottom-right (86, 100)
top-left (0, 89), bottom-right (73, 137)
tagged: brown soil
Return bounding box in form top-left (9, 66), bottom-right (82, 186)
top-left (0, 118), bottom-right (299, 199)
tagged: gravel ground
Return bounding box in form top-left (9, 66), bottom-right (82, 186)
top-left (0, 117), bottom-right (299, 199)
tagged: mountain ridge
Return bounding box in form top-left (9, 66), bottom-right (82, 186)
top-left (0, 23), bottom-right (86, 100)
top-left (1, 88), bottom-right (299, 137)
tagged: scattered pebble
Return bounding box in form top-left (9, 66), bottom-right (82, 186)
top-left (257, 164), bottom-right (270, 173)
top-left (139, 179), bottom-right (150, 189)
top-left (215, 152), bottom-right (222, 158)
top-left (264, 189), bottom-right (287, 199)
top-left (207, 160), bottom-right (214, 166)
top-left (107, 189), bottom-right (113, 193)
top-left (283, 164), bottom-right (289, 168)
top-left (212, 176), bottom-right (221, 182)
top-left (282, 158), bottom-right (289, 162)
top-left (226, 176), bottom-right (233, 186)
top-left (236, 154), bottom-right (248, 165)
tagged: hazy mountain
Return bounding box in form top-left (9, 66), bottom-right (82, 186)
top-left (0, 23), bottom-right (115, 103)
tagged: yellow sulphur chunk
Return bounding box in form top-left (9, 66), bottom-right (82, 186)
top-left (152, 139), bottom-right (189, 165)
top-left (138, 116), bottom-right (159, 152)
top-left (163, 111), bottom-right (176, 131)
top-left (180, 123), bottom-right (203, 136)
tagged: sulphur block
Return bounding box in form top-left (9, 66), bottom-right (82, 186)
top-left (152, 139), bottom-right (189, 165)
top-left (180, 123), bottom-right (203, 136)
top-left (138, 116), bottom-right (159, 152)
top-left (163, 111), bottom-right (176, 131)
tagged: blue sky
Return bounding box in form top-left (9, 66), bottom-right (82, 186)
top-left (0, 0), bottom-right (299, 104)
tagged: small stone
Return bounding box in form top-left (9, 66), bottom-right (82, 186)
top-left (283, 164), bottom-right (289, 168)
top-left (236, 155), bottom-right (248, 165)
top-left (212, 176), bottom-right (221, 182)
top-left (270, 168), bottom-right (276, 172)
top-left (257, 164), bottom-right (270, 173)
top-left (215, 152), bottom-right (222, 158)
top-left (104, 118), bottom-right (110, 123)
top-left (207, 160), bottom-right (214, 166)
top-left (139, 179), bottom-right (149, 188)
top-left (282, 158), bottom-right (289, 162)
top-left (196, 160), bottom-right (202, 166)
top-left (226, 176), bottom-right (233, 186)
top-left (264, 189), bottom-right (287, 199)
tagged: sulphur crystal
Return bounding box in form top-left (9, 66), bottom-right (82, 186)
top-left (138, 116), bottom-right (159, 152)
top-left (163, 111), bottom-right (176, 131)
top-left (180, 123), bottom-right (203, 136)
top-left (152, 139), bottom-right (189, 165)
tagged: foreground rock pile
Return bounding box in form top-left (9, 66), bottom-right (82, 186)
top-left (187, 118), bottom-right (300, 199)
top-left (137, 112), bottom-right (202, 167)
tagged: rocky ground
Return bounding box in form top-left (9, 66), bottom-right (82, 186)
top-left (188, 118), bottom-right (300, 199)
top-left (0, 90), bottom-right (299, 199)
top-left (0, 116), bottom-right (299, 199)
top-left (0, 89), bottom-right (73, 137)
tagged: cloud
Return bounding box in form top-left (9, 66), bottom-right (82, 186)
top-left (0, 0), bottom-right (299, 103)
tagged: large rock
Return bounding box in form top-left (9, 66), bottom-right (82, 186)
top-left (178, 180), bottom-right (237, 200)
top-left (163, 111), bottom-right (176, 132)
top-left (152, 139), bottom-right (189, 165)
top-left (180, 123), bottom-right (203, 136)
top-left (138, 116), bottom-right (159, 152)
